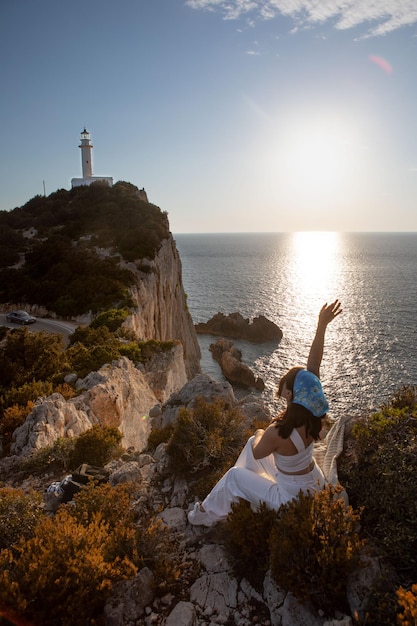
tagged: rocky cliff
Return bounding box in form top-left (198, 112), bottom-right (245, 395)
top-left (121, 236), bottom-right (201, 380)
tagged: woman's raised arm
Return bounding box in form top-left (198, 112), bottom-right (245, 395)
top-left (306, 300), bottom-right (342, 378)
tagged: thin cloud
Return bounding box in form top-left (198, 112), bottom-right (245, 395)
top-left (185, 0), bottom-right (417, 36)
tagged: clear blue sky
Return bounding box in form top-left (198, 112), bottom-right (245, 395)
top-left (1, 0), bottom-right (416, 232)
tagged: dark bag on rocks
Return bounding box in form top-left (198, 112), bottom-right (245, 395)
top-left (60, 464), bottom-right (110, 503)
top-left (45, 464), bottom-right (110, 509)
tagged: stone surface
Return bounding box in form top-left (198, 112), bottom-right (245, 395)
top-left (152, 373), bottom-right (238, 429)
top-left (210, 338), bottom-right (265, 390)
top-left (165, 601), bottom-right (197, 626)
top-left (346, 554), bottom-right (383, 622)
top-left (11, 357), bottom-right (158, 456)
top-left (190, 571), bottom-right (239, 617)
top-left (195, 312), bottom-right (283, 343)
top-left (104, 566), bottom-right (154, 625)
top-left (122, 237), bottom-right (201, 379)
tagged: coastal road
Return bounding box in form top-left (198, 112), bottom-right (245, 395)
top-left (0, 314), bottom-right (79, 344)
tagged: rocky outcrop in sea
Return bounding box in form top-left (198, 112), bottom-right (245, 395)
top-left (210, 338), bottom-right (265, 390)
top-left (195, 312), bottom-right (283, 343)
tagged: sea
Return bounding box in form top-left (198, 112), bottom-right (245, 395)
top-left (174, 232), bottom-right (417, 420)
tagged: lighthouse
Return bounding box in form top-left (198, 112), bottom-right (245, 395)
top-left (71, 129), bottom-right (113, 188)
top-left (80, 128), bottom-right (93, 178)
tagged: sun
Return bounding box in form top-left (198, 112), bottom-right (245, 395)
top-left (283, 116), bottom-right (355, 192)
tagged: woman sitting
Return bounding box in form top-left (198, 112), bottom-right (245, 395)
top-left (188, 300), bottom-right (342, 527)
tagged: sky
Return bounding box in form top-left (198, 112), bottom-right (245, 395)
top-left (1, 0), bottom-right (417, 233)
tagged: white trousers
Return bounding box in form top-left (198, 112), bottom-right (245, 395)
top-left (201, 436), bottom-right (325, 523)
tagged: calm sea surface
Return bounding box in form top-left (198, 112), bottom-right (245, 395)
top-left (174, 232), bottom-right (417, 419)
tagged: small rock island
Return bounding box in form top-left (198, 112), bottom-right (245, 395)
top-left (195, 312), bottom-right (283, 343)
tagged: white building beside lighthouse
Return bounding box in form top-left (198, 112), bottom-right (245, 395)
top-left (71, 129), bottom-right (113, 188)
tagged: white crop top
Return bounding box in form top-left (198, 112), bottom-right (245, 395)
top-left (273, 428), bottom-right (314, 473)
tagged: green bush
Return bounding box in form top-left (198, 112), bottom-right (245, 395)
top-left (90, 307), bottom-right (130, 332)
top-left (135, 339), bottom-right (176, 363)
top-left (67, 424), bottom-right (123, 470)
top-left (147, 423), bottom-right (175, 451)
top-left (66, 342), bottom-right (121, 378)
top-left (338, 387), bottom-right (417, 581)
top-left (0, 401), bottom-right (35, 454)
top-left (223, 487), bottom-right (364, 616)
top-left (0, 328), bottom-right (68, 389)
top-left (1, 380), bottom-right (54, 410)
top-left (19, 437), bottom-right (76, 476)
top-left (19, 425), bottom-right (123, 477)
top-left (166, 398), bottom-right (248, 483)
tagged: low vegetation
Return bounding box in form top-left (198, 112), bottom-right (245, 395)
top-left (0, 181), bottom-right (170, 316)
top-left (0, 482), bottom-right (184, 626)
top-left (0, 318), bottom-right (175, 453)
top-left (338, 385), bottom-right (417, 625)
top-left (164, 397), bottom-right (255, 498)
top-left (222, 486), bottom-right (364, 616)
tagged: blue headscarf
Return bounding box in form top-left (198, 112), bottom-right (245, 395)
top-left (292, 369), bottom-right (329, 417)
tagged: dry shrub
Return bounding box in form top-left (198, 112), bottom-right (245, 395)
top-left (0, 505), bottom-right (136, 626)
top-left (0, 482), bottom-right (183, 626)
top-left (223, 485), bottom-right (365, 617)
top-left (222, 499), bottom-right (277, 589)
top-left (166, 397), bottom-right (247, 477)
top-left (338, 393), bottom-right (417, 580)
top-left (397, 584), bottom-right (417, 626)
top-left (0, 487), bottom-right (43, 550)
top-left (0, 401), bottom-right (34, 453)
top-left (270, 485), bottom-right (364, 615)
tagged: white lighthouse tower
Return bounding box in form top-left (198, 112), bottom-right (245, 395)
top-left (71, 128), bottom-right (113, 188)
top-left (80, 128), bottom-right (93, 178)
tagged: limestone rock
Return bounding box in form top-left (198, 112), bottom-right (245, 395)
top-left (153, 373), bottom-right (238, 429)
top-left (104, 566), bottom-right (154, 625)
top-left (210, 338), bottom-right (265, 390)
top-left (190, 571), bottom-right (238, 617)
top-left (11, 357), bottom-right (158, 456)
top-left (263, 570), bottom-right (323, 626)
top-left (11, 392), bottom-right (95, 457)
top-left (122, 237), bottom-right (201, 379)
top-left (196, 311), bottom-right (283, 343)
top-left (346, 554), bottom-right (384, 622)
top-left (139, 341), bottom-right (188, 403)
top-left (165, 601), bottom-right (197, 626)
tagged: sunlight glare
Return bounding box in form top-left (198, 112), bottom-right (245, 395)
top-left (292, 231), bottom-right (341, 304)
top-left (284, 117), bottom-right (355, 192)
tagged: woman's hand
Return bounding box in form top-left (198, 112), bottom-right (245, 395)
top-left (318, 299), bottom-right (342, 328)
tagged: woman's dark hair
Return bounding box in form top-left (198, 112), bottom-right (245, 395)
top-left (274, 404), bottom-right (323, 440)
top-left (277, 366), bottom-right (304, 396)
top-left (275, 366), bottom-right (325, 440)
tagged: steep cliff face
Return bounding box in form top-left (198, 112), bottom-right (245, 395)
top-left (122, 235), bottom-right (201, 380)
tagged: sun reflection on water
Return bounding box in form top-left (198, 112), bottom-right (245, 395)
top-left (291, 231), bottom-right (341, 303)
top-left (276, 231), bottom-right (344, 370)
